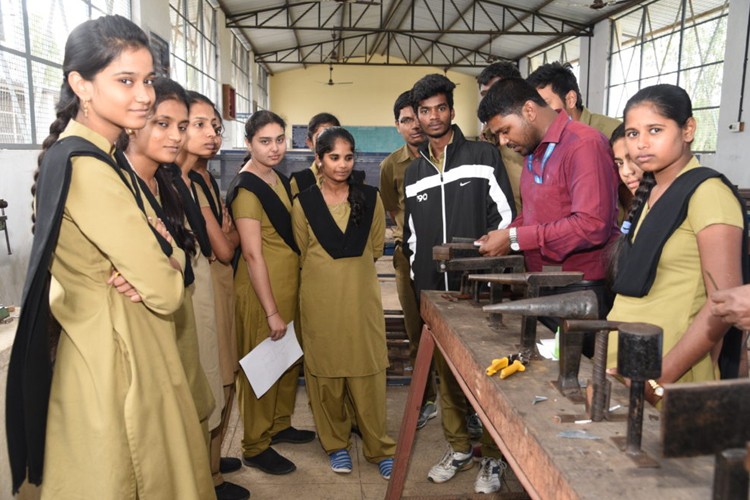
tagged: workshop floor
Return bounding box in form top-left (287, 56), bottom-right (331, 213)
top-left (218, 255), bottom-right (529, 500)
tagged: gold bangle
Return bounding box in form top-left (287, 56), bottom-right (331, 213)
top-left (648, 379), bottom-right (664, 398)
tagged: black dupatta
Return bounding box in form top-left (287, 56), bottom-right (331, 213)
top-left (225, 171), bottom-right (299, 256)
top-left (297, 183), bottom-right (377, 259)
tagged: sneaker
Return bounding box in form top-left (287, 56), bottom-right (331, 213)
top-left (474, 457), bottom-right (507, 494)
top-left (329, 449), bottom-right (353, 474)
top-left (416, 401), bottom-right (438, 429)
top-left (378, 457), bottom-right (394, 480)
top-left (466, 412), bottom-right (483, 440)
top-left (427, 446), bottom-right (474, 483)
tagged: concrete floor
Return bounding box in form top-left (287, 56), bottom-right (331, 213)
top-left (220, 385), bottom-right (530, 500)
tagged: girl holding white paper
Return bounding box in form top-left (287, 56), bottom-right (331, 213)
top-left (226, 110), bottom-right (315, 476)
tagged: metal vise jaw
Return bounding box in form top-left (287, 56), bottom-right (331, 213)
top-left (432, 243), bottom-right (524, 299)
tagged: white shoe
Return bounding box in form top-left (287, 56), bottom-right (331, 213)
top-left (427, 446), bottom-right (474, 483)
top-left (474, 457), bottom-right (507, 494)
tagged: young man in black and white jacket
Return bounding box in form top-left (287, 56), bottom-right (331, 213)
top-left (402, 74), bottom-right (516, 494)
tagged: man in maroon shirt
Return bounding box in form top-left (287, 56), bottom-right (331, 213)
top-left (476, 77), bottom-right (619, 343)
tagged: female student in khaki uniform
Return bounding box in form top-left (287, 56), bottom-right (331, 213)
top-left (120, 78), bottom-right (249, 499)
top-left (227, 110), bottom-right (314, 476)
top-left (173, 92), bottom-right (225, 435)
top-left (607, 84), bottom-right (747, 403)
top-left (292, 127), bottom-right (396, 479)
top-left (189, 107), bottom-right (246, 490)
top-left (120, 78), bottom-right (215, 431)
top-left (6, 16), bottom-right (213, 499)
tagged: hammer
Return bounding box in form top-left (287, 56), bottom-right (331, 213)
top-left (484, 290), bottom-right (598, 400)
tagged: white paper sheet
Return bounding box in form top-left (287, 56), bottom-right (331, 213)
top-left (239, 322), bottom-right (303, 398)
top-left (537, 338), bottom-right (559, 361)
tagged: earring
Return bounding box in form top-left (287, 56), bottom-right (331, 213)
top-left (82, 99), bottom-right (90, 119)
top-left (125, 128), bottom-right (134, 135)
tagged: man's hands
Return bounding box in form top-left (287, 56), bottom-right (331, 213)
top-left (477, 228), bottom-right (511, 257)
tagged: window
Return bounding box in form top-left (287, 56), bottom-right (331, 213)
top-left (256, 65), bottom-right (268, 112)
top-left (169, 0), bottom-right (217, 105)
top-left (230, 32), bottom-right (252, 148)
top-left (528, 38), bottom-right (581, 80)
top-left (607, 0), bottom-right (729, 153)
top-left (0, 0), bottom-right (130, 145)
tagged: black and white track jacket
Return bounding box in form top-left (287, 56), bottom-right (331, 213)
top-left (403, 124), bottom-right (516, 295)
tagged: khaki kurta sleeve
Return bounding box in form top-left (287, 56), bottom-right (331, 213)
top-left (231, 188), bottom-right (264, 221)
top-left (65, 156), bottom-right (185, 315)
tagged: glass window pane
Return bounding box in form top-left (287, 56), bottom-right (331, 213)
top-left (692, 108), bottom-right (719, 152)
top-left (32, 60), bottom-right (63, 144)
top-left (91, 0), bottom-right (129, 16)
top-left (170, 7), bottom-right (186, 60)
top-left (186, 0), bottom-right (199, 27)
top-left (0, 50), bottom-right (32, 142)
top-left (28, 0), bottom-right (85, 62)
top-left (203, 1), bottom-right (214, 39)
top-left (185, 24), bottom-right (199, 66)
top-left (0, 0), bottom-right (27, 52)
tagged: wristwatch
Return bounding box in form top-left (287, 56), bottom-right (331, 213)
top-left (648, 379), bottom-right (664, 398)
top-left (509, 227), bottom-right (520, 252)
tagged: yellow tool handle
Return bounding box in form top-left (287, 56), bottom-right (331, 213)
top-left (485, 357), bottom-right (510, 376)
top-left (499, 359), bottom-right (526, 379)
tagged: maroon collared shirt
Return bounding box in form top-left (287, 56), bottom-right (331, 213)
top-left (512, 110), bottom-right (619, 280)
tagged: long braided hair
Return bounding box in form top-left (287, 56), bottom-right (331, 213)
top-left (608, 84), bottom-right (693, 282)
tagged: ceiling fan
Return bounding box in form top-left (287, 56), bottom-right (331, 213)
top-left (317, 65), bottom-right (354, 86)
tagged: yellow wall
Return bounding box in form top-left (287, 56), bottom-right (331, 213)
top-left (269, 58), bottom-right (482, 138)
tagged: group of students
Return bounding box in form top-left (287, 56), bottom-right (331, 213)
top-left (5, 12), bottom-right (750, 500)
top-left (5, 14), bottom-right (395, 500)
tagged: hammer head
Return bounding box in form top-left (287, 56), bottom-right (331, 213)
top-left (483, 290), bottom-right (599, 319)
